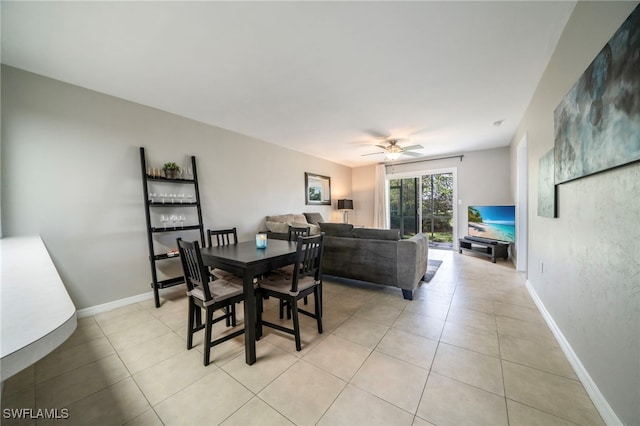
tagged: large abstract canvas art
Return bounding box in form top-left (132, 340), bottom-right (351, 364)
top-left (538, 149), bottom-right (557, 218)
top-left (554, 4), bottom-right (640, 184)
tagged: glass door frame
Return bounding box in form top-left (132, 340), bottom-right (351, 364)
top-left (386, 167), bottom-right (459, 249)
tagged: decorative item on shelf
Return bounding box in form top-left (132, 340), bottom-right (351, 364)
top-left (337, 199), bottom-right (354, 224)
top-left (183, 166), bottom-right (193, 180)
top-left (163, 162), bottom-right (181, 179)
top-left (256, 233), bottom-right (268, 249)
top-left (147, 167), bottom-right (161, 178)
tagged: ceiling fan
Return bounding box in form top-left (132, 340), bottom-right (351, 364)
top-left (362, 139), bottom-right (424, 161)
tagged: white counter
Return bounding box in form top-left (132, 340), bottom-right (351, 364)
top-left (1, 236), bottom-right (77, 381)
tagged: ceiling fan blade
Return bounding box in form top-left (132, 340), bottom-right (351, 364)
top-left (363, 129), bottom-right (390, 140)
top-left (374, 144), bottom-right (388, 149)
top-left (402, 144), bottom-right (424, 151)
top-left (361, 152), bottom-right (384, 157)
top-left (348, 140), bottom-right (377, 145)
top-left (403, 151), bottom-right (422, 157)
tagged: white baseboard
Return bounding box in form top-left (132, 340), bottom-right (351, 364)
top-left (76, 286), bottom-right (183, 318)
top-left (524, 280), bottom-right (622, 426)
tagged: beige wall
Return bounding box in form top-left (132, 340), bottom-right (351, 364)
top-left (1, 65), bottom-right (351, 309)
top-left (351, 165), bottom-right (376, 227)
top-left (509, 2), bottom-right (639, 424)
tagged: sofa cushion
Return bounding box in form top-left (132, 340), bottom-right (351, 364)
top-left (352, 228), bottom-right (401, 241)
top-left (319, 223), bottom-right (354, 237)
top-left (303, 212), bottom-right (325, 226)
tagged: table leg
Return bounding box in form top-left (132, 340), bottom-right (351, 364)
top-left (243, 273), bottom-right (257, 365)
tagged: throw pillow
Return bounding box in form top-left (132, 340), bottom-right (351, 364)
top-left (266, 214), bottom-right (295, 224)
top-left (303, 212), bottom-right (325, 226)
top-left (292, 214), bottom-right (308, 224)
top-left (265, 221), bottom-right (290, 234)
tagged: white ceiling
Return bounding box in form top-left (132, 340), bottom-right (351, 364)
top-left (1, 1), bottom-right (576, 167)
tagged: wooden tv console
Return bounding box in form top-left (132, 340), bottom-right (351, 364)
top-left (459, 237), bottom-right (509, 263)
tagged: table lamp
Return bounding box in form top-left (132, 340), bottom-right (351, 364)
top-left (337, 199), bottom-right (354, 224)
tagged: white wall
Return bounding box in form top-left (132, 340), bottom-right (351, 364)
top-left (1, 65), bottom-right (351, 309)
top-left (352, 147), bottom-right (513, 240)
top-left (509, 2), bottom-right (639, 424)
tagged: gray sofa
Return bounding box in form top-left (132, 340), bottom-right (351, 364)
top-left (265, 214), bottom-right (429, 300)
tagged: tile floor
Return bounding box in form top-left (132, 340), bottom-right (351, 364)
top-left (2, 250), bottom-right (605, 425)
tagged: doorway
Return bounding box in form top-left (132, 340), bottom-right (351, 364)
top-left (389, 171), bottom-right (455, 249)
top-left (516, 134), bottom-right (528, 271)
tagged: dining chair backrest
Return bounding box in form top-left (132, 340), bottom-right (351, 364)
top-left (291, 233), bottom-right (324, 293)
top-left (288, 225), bottom-right (310, 242)
top-left (207, 228), bottom-right (238, 248)
top-left (177, 238), bottom-right (212, 302)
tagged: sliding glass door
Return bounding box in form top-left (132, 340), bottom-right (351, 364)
top-left (421, 173), bottom-right (454, 247)
top-left (389, 171), bottom-right (454, 248)
top-left (389, 178), bottom-right (418, 237)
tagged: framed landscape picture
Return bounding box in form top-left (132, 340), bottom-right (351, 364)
top-left (305, 172), bottom-right (331, 205)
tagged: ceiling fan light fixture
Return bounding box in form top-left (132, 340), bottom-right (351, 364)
top-left (385, 151), bottom-right (403, 161)
top-left (385, 140), bottom-right (404, 160)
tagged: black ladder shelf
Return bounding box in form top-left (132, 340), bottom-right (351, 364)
top-left (139, 147), bottom-right (205, 307)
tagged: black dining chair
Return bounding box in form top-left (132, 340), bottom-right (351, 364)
top-left (206, 228), bottom-right (239, 281)
top-left (177, 238), bottom-right (245, 366)
top-left (207, 227), bottom-right (238, 247)
top-left (256, 233), bottom-right (325, 351)
top-left (288, 225), bottom-right (310, 241)
top-left (276, 225), bottom-right (311, 318)
top-left (206, 228), bottom-right (242, 326)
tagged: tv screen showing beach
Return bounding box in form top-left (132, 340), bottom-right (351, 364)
top-left (468, 205), bottom-right (516, 243)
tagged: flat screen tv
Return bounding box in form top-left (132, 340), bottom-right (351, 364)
top-left (468, 205), bottom-right (516, 243)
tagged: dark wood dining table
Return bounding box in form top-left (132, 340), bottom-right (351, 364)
top-left (199, 239), bottom-right (298, 365)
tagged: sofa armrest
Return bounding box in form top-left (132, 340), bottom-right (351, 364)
top-left (396, 233), bottom-right (429, 291)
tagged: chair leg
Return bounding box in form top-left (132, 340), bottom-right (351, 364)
top-left (279, 300), bottom-right (293, 320)
top-left (224, 305), bottom-right (232, 327)
top-left (187, 298), bottom-right (195, 350)
top-left (304, 295), bottom-right (308, 305)
top-left (193, 300), bottom-right (202, 327)
top-left (231, 303), bottom-right (237, 327)
top-left (315, 287), bottom-right (323, 334)
top-left (204, 307), bottom-right (214, 366)
top-left (256, 291), bottom-right (264, 340)
top-left (291, 297), bottom-right (302, 351)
